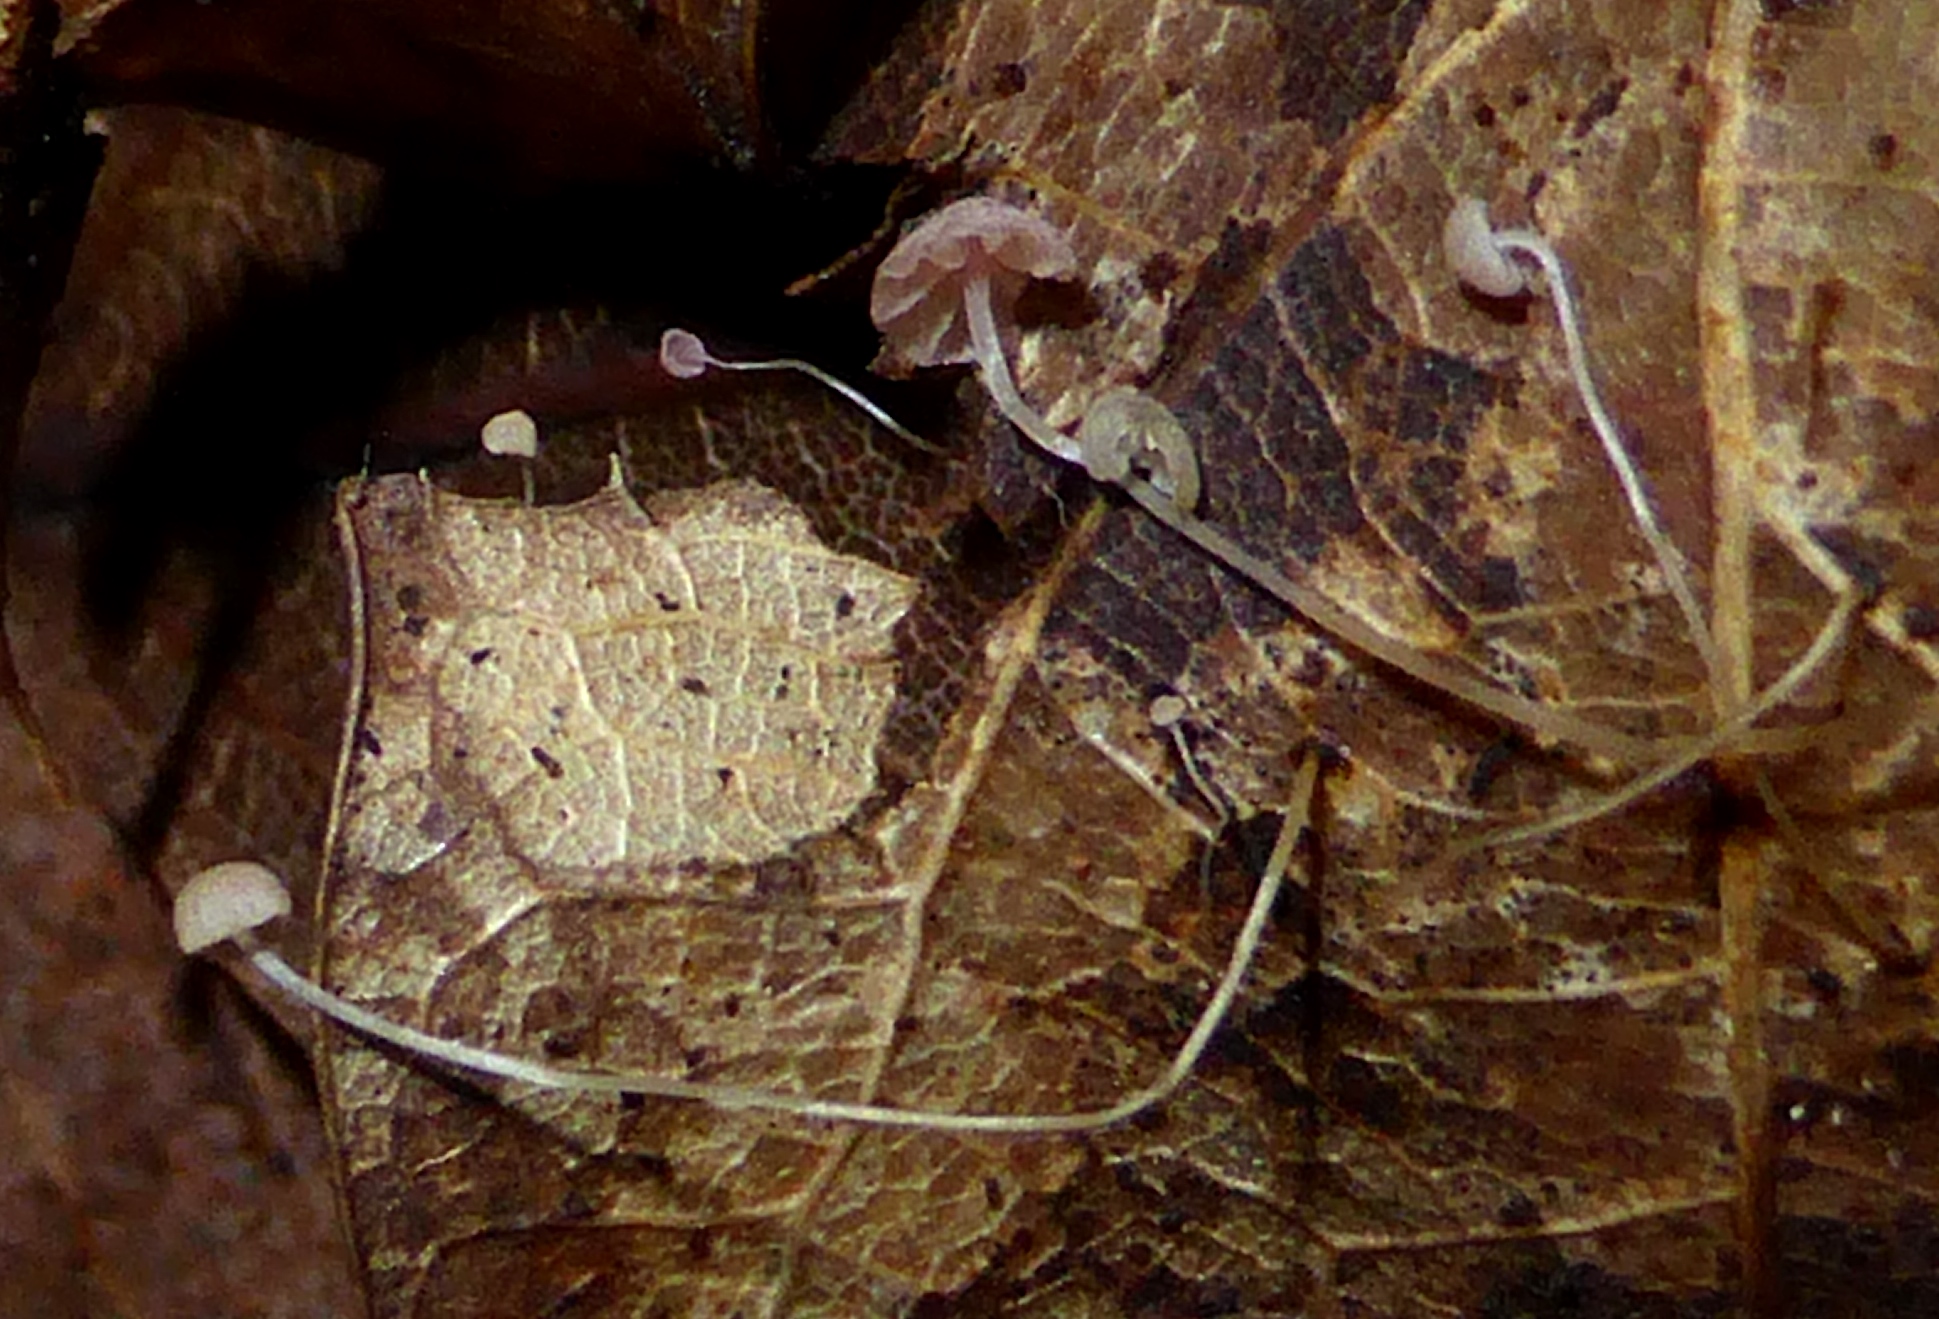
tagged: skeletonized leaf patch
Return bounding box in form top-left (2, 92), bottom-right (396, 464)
top-left (337, 465), bottom-right (918, 874)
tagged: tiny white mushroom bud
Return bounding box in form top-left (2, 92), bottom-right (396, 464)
top-left (480, 408), bottom-right (539, 459)
top-left (1443, 197), bottom-right (1527, 298)
top-left (1148, 693), bottom-right (1189, 729)
top-left (174, 860), bottom-right (292, 954)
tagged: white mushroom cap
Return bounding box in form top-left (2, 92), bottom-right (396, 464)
top-left (870, 197), bottom-right (1077, 367)
top-left (480, 409), bottom-right (539, 459)
top-left (174, 861), bottom-right (293, 954)
top-left (1443, 197), bottom-right (1527, 298)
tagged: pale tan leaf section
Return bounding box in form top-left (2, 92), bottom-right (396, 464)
top-left (338, 465), bottom-right (918, 873)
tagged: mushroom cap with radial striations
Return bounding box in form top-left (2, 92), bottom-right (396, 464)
top-left (1443, 197), bottom-right (1528, 298)
top-left (870, 197), bottom-right (1078, 367)
top-left (173, 860), bottom-right (293, 954)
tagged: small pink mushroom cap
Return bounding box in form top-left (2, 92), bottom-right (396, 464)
top-left (174, 861), bottom-right (293, 954)
top-left (659, 327), bottom-right (711, 379)
top-left (1444, 197), bottom-right (1527, 298)
top-left (870, 197), bottom-right (1077, 367)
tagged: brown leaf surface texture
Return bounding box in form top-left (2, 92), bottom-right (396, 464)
top-left (86, 1), bottom-right (1939, 1316)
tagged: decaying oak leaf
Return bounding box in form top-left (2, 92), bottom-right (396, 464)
top-left (336, 464), bottom-right (919, 873)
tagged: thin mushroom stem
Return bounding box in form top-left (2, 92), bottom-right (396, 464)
top-left (1118, 477), bottom-right (1662, 764)
top-left (960, 274), bottom-right (1087, 467)
top-left (1485, 226), bottom-right (1721, 685)
top-left (956, 289), bottom-right (1663, 763)
top-left (1465, 585), bottom-right (1857, 852)
top-left (660, 328), bottom-right (944, 454)
top-left (228, 768), bottom-right (1315, 1134)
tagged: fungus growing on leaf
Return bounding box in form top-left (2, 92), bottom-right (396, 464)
top-left (870, 196), bottom-right (1084, 465)
top-left (1441, 195), bottom-right (1859, 848)
top-left (174, 756), bottom-right (1319, 1134)
top-left (1442, 197), bottom-right (1528, 298)
top-left (1444, 196), bottom-right (1717, 681)
top-left (479, 408), bottom-right (539, 459)
top-left (174, 861), bottom-right (292, 954)
top-left (480, 408), bottom-right (540, 502)
top-left (658, 327), bottom-right (939, 452)
top-left (869, 198), bottom-right (1690, 768)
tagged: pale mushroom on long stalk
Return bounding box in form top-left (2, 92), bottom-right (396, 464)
top-left (869, 196), bottom-right (1087, 467)
top-left (870, 196), bottom-right (1677, 765)
top-left (1441, 197), bottom-right (1720, 683)
top-left (171, 766), bottom-right (1316, 1136)
top-left (658, 327), bottom-right (942, 453)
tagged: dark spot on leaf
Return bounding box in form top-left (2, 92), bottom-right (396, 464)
top-left (654, 591), bottom-right (681, 611)
top-left (1869, 131), bottom-right (1900, 171)
top-left (402, 615), bottom-right (427, 637)
top-left (396, 584), bottom-right (423, 612)
top-left (1761, 0), bottom-right (1852, 24)
top-left (1569, 77), bottom-right (1629, 138)
top-left (680, 676), bottom-right (710, 697)
top-left (715, 766), bottom-right (733, 788)
top-left (1160, 217), bottom-right (1273, 374)
top-left (1903, 602), bottom-right (1939, 640)
top-left (1140, 249), bottom-right (1181, 293)
top-left (835, 591), bottom-right (855, 619)
top-left (355, 726), bottom-right (384, 758)
top-left (1467, 738), bottom-right (1521, 802)
top-left (990, 61), bottom-right (1027, 96)
top-left (530, 745), bottom-right (565, 779)
top-left (541, 1029), bottom-right (586, 1059)
top-left (415, 799), bottom-right (453, 842)
top-left (1497, 1190), bottom-right (1542, 1228)
top-left (468, 647), bottom-right (493, 665)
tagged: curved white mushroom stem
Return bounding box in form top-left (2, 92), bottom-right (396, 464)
top-left (1117, 475), bottom-right (1661, 764)
top-left (659, 328), bottom-right (943, 455)
top-left (192, 773), bottom-right (1315, 1135)
top-left (959, 275), bottom-right (1088, 468)
top-left (1465, 585), bottom-right (1858, 852)
top-left (1453, 203), bottom-right (1720, 685)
